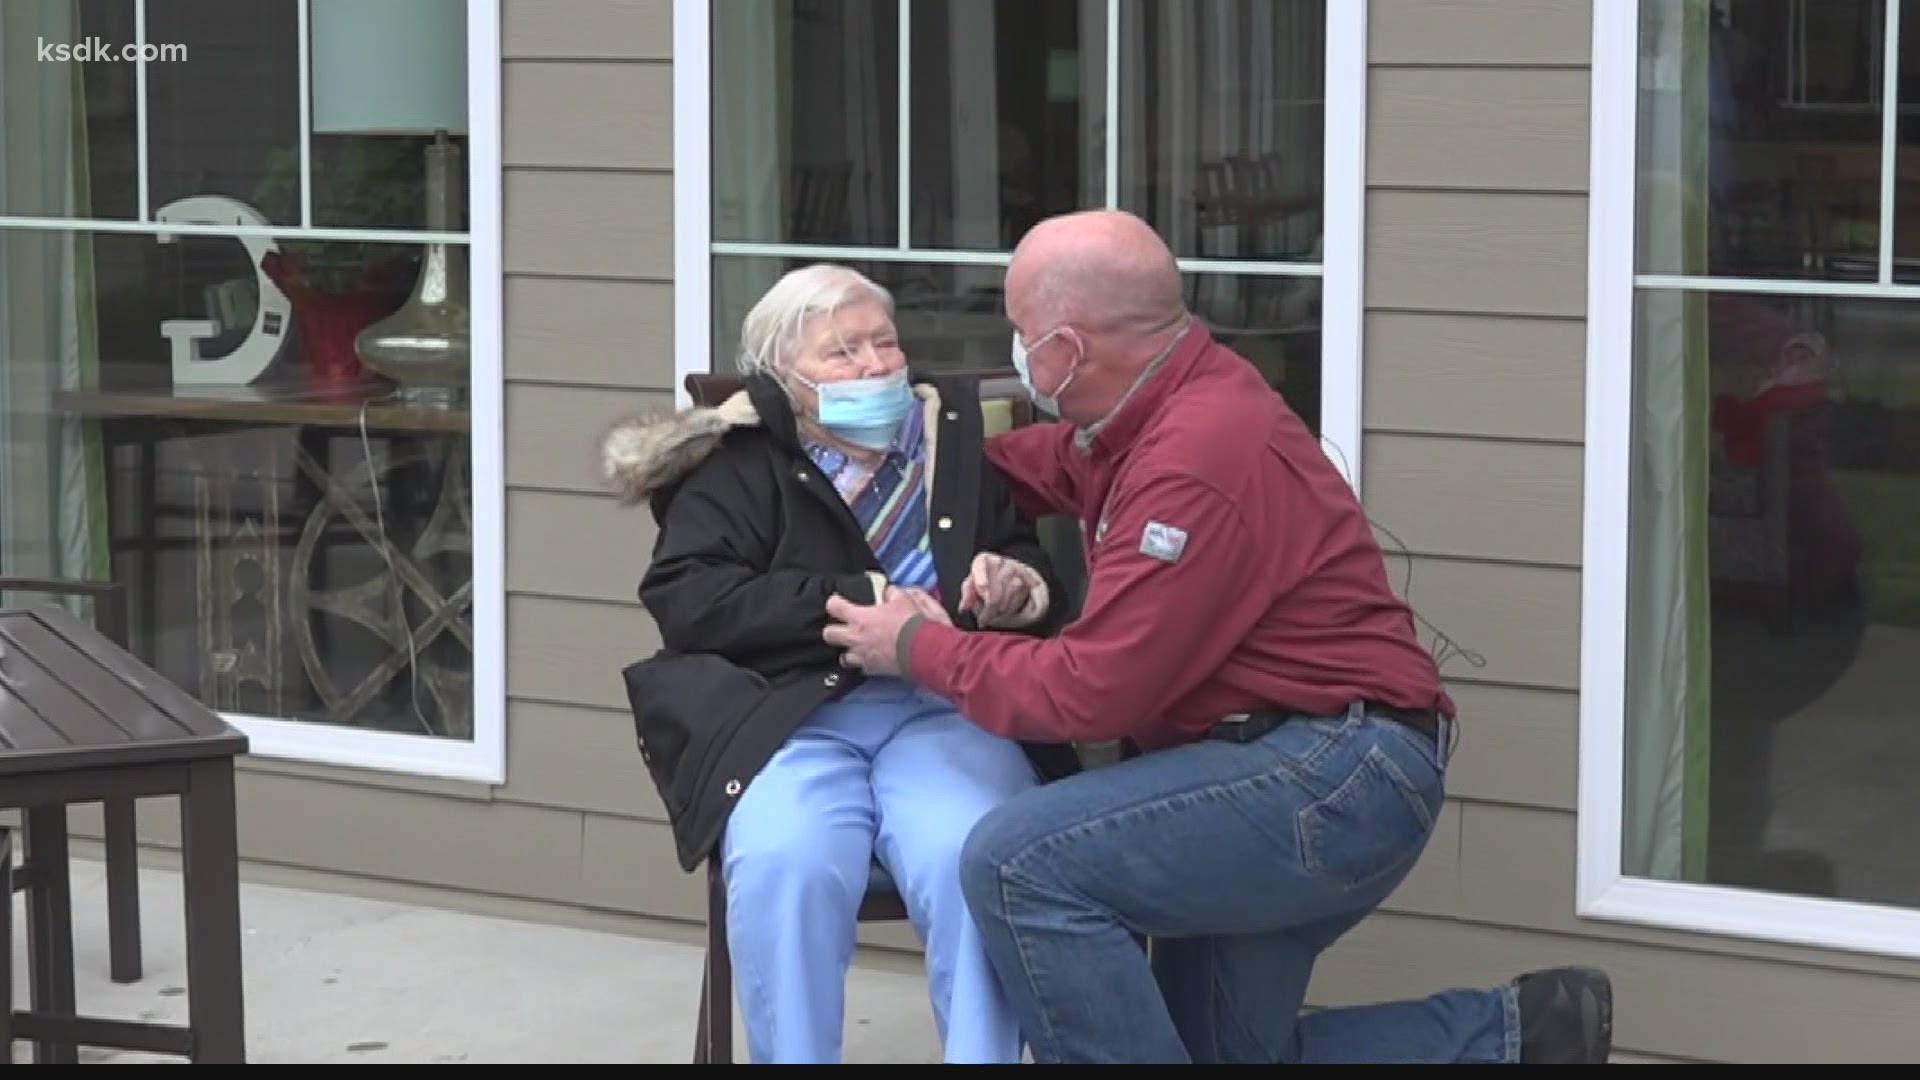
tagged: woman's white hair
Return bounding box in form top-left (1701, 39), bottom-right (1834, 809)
top-left (735, 263), bottom-right (895, 377)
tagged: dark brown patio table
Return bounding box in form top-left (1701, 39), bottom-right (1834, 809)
top-left (0, 604), bottom-right (248, 1063)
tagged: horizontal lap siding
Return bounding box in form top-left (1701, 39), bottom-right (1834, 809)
top-left (1355, 0), bottom-right (1920, 1063)
top-left (489, 0), bottom-right (694, 922)
top-left (1362, 0), bottom-right (1595, 902)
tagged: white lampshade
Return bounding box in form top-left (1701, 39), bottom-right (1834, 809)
top-left (310, 0), bottom-right (468, 135)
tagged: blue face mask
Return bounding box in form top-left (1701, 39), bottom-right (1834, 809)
top-left (796, 368), bottom-right (914, 449)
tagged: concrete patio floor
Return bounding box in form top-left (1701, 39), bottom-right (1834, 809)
top-left (9, 855), bottom-right (945, 1064)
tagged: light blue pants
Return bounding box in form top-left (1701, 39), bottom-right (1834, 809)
top-left (721, 677), bottom-right (1040, 1064)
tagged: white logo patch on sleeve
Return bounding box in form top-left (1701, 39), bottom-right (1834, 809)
top-left (1139, 520), bottom-right (1189, 564)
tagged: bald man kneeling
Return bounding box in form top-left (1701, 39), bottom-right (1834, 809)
top-left (823, 210), bottom-right (1613, 1064)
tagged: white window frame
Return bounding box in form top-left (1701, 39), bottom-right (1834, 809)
top-left (0, 0), bottom-right (507, 785)
top-left (670, 0), bottom-right (1370, 492)
top-left (1580, 0), bottom-right (1920, 960)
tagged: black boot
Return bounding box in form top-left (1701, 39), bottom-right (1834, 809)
top-left (1516, 967), bottom-right (1613, 1063)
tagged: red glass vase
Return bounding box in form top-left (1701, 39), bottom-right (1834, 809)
top-left (260, 249), bottom-right (410, 391)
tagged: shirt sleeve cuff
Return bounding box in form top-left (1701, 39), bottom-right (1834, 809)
top-left (901, 617), bottom-right (964, 691)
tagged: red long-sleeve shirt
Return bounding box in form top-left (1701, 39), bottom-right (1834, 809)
top-left (904, 326), bottom-right (1456, 751)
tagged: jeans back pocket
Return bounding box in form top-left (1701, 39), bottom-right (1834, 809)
top-left (1295, 740), bottom-right (1443, 894)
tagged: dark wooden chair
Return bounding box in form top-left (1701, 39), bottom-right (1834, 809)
top-left (680, 370), bottom-right (1059, 1063)
top-left (0, 576), bottom-right (146, 985)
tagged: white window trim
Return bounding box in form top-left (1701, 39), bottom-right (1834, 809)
top-left (245, 0), bottom-right (506, 786)
top-left (671, 0), bottom-right (1369, 493)
top-left (0, 0), bottom-right (508, 785)
top-left (1580, 0), bottom-right (1920, 961)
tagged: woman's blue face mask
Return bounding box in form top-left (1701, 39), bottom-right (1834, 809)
top-left (791, 367), bottom-right (913, 450)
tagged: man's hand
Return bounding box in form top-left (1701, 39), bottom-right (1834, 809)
top-left (960, 552), bottom-right (1036, 627)
top-left (884, 584), bottom-right (952, 627)
top-left (825, 588), bottom-right (935, 676)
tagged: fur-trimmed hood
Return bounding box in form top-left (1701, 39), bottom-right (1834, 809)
top-left (598, 389), bottom-right (764, 504)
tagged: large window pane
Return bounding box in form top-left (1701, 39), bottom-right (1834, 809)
top-left (712, 255), bottom-right (1013, 378)
top-left (1120, 0), bottom-right (1325, 264)
top-left (1639, 0), bottom-right (1889, 281)
top-left (1, 223), bottom-right (477, 740)
top-left (1627, 287), bottom-right (1920, 905)
top-left (1, 0), bottom-right (479, 744)
top-left (1, 0), bottom-right (140, 220)
top-left (909, 0), bottom-right (1106, 251)
top-left (145, 0), bottom-right (302, 226)
top-left (1181, 271), bottom-right (1322, 434)
top-left (305, 0), bottom-right (472, 234)
top-left (710, 0), bottom-right (899, 246)
top-left (1890, 7), bottom-right (1920, 281)
top-left (5, 0), bottom-right (471, 234)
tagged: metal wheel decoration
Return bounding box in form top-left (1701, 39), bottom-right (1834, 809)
top-left (287, 439), bottom-right (473, 739)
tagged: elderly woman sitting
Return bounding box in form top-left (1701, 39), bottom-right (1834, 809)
top-left (602, 264), bottom-right (1075, 1064)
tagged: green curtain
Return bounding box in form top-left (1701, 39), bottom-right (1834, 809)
top-left (0, 0), bottom-right (110, 613)
top-left (61, 32), bottom-right (111, 597)
top-left (1624, 0), bottom-right (1713, 883)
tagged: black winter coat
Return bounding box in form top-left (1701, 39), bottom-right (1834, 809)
top-left (601, 371), bottom-right (1081, 872)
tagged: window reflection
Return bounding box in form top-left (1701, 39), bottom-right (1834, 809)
top-left (1184, 272), bottom-right (1322, 432)
top-left (1631, 288), bottom-right (1920, 903)
top-left (909, 0), bottom-right (1107, 250)
top-left (1122, 0), bottom-right (1326, 264)
top-left (0, 0), bottom-right (478, 741)
top-left (1640, 0), bottom-right (1920, 282)
top-left (711, 0), bottom-right (900, 246)
top-left (713, 257), bottom-right (1014, 377)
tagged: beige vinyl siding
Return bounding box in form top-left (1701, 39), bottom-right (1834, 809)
top-left (491, 0), bottom-right (682, 922)
top-left (1342, 0), bottom-right (1920, 1063)
top-left (1367, 68), bottom-right (1590, 193)
top-left (490, 0), bottom-right (683, 929)
top-left (1363, 312), bottom-right (1586, 441)
top-left (1360, 435), bottom-right (1583, 565)
top-left (506, 384), bottom-right (676, 490)
top-left (503, 277), bottom-right (675, 389)
top-left (1367, 0), bottom-right (1592, 67)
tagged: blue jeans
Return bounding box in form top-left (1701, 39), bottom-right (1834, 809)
top-left (722, 677), bottom-right (1039, 1064)
top-left (958, 704), bottom-right (1521, 1064)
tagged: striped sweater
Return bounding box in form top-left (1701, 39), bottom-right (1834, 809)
top-left (801, 402), bottom-right (939, 596)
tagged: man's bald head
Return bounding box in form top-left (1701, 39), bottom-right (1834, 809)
top-left (1004, 210), bottom-right (1192, 427)
top-left (1007, 210), bottom-right (1185, 336)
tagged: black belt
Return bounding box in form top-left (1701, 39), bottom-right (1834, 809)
top-left (1205, 701), bottom-right (1442, 746)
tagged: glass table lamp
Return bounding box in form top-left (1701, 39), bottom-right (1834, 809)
top-left (310, 0), bottom-right (470, 405)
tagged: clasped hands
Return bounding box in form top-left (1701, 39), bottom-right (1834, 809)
top-left (823, 552), bottom-right (1033, 676)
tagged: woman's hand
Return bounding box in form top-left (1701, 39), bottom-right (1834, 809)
top-left (959, 552), bottom-right (1037, 628)
top-left (885, 583), bottom-right (952, 627)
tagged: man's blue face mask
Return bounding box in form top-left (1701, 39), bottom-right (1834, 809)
top-left (794, 367), bottom-right (914, 450)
